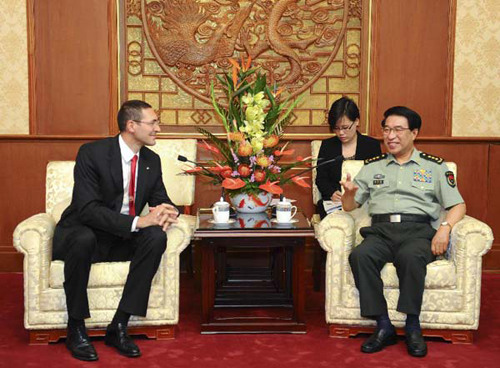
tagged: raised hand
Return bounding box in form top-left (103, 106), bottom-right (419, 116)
top-left (339, 173), bottom-right (359, 211)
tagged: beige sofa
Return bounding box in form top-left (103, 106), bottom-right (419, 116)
top-left (13, 139), bottom-right (197, 344)
top-left (314, 158), bottom-right (493, 343)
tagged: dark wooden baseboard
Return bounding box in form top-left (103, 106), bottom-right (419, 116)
top-left (328, 324), bottom-right (473, 344)
top-left (29, 325), bottom-right (176, 345)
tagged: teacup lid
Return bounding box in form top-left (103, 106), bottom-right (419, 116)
top-left (215, 197), bottom-right (228, 205)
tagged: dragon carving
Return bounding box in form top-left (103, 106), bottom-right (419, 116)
top-left (142, 0), bottom-right (322, 85)
top-left (143, 0), bottom-right (256, 66)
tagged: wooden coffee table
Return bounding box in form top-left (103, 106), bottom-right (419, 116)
top-left (194, 209), bottom-right (314, 334)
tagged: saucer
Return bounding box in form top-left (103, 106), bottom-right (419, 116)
top-left (271, 218), bottom-right (299, 224)
top-left (208, 219), bottom-right (236, 225)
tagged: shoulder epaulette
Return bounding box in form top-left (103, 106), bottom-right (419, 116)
top-left (364, 153), bottom-right (387, 164)
top-left (420, 152), bottom-right (444, 164)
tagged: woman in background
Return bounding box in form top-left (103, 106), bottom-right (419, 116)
top-left (316, 97), bottom-right (381, 219)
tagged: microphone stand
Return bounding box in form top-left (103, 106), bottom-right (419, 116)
top-left (285, 155), bottom-right (344, 182)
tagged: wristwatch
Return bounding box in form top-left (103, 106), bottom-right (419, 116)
top-left (440, 221), bottom-right (452, 231)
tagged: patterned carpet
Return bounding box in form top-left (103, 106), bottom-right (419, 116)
top-left (0, 272), bottom-right (499, 367)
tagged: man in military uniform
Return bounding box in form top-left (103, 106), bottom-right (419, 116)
top-left (340, 106), bottom-right (466, 357)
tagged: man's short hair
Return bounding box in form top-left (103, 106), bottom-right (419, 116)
top-left (327, 97), bottom-right (360, 133)
top-left (381, 106), bottom-right (422, 131)
top-left (117, 100), bottom-right (152, 132)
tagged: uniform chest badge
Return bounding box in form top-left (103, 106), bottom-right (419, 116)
top-left (413, 169), bottom-right (432, 183)
top-left (373, 173), bottom-right (385, 185)
top-left (445, 171), bottom-right (456, 187)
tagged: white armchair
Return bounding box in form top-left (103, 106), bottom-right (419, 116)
top-left (315, 159), bottom-right (493, 343)
top-left (13, 139), bottom-right (197, 344)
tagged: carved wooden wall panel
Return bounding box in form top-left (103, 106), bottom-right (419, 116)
top-left (121, 0), bottom-right (368, 135)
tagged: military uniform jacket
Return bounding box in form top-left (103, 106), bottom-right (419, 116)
top-left (353, 149), bottom-right (464, 220)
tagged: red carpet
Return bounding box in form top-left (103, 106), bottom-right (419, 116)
top-left (1, 272), bottom-right (499, 367)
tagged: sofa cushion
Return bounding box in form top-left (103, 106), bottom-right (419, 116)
top-left (346, 259), bottom-right (457, 289)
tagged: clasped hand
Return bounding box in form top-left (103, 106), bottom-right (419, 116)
top-left (137, 203), bottom-right (178, 231)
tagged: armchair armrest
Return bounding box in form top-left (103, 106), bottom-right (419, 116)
top-left (164, 215), bottom-right (193, 256)
top-left (315, 211), bottom-right (355, 253)
top-left (13, 213), bottom-right (56, 292)
top-left (449, 215), bottom-right (494, 272)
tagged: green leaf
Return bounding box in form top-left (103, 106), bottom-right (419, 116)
top-left (210, 82), bottom-right (230, 132)
top-left (197, 127), bottom-right (234, 163)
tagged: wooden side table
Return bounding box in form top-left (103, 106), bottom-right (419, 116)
top-left (194, 209), bottom-right (315, 334)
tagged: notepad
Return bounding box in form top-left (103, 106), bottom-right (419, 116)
top-left (323, 200), bottom-right (342, 215)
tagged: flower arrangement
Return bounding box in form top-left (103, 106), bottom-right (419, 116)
top-left (182, 57), bottom-right (311, 207)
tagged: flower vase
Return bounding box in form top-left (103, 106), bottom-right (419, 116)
top-left (229, 192), bottom-right (272, 213)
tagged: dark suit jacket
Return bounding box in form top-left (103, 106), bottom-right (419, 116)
top-left (55, 135), bottom-right (174, 249)
top-left (316, 131), bottom-right (381, 204)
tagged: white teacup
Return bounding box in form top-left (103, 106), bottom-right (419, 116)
top-left (212, 201), bottom-right (230, 223)
top-left (276, 201), bottom-right (297, 223)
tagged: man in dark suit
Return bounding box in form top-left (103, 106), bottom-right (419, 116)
top-left (53, 100), bottom-right (179, 361)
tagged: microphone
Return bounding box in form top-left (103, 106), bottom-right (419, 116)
top-left (287, 155), bottom-right (343, 181)
top-left (177, 155), bottom-right (212, 174)
top-left (177, 155), bottom-right (194, 164)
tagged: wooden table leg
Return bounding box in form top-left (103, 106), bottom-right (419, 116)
top-left (292, 239), bottom-right (306, 324)
top-left (201, 240), bottom-right (215, 327)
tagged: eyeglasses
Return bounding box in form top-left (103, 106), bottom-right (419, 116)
top-left (382, 126), bottom-right (412, 135)
top-left (332, 120), bottom-right (355, 132)
top-left (133, 119), bottom-right (161, 127)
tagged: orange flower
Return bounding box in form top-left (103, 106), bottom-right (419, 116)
top-left (238, 142), bottom-right (253, 156)
top-left (259, 180), bottom-right (283, 195)
top-left (228, 132), bottom-right (245, 142)
top-left (221, 178), bottom-right (246, 190)
top-left (256, 155), bottom-right (271, 168)
top-left (263, 135), bottom-right (279, 148)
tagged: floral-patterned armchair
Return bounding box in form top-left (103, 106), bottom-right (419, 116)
top-left (13, 139), bottom-right (197, 344)
top-left (315, 159), bottom-right (493, 343)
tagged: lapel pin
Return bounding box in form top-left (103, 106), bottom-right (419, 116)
top-left (146, 167), bottom-right (150, 170)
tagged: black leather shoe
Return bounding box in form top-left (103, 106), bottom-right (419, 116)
top-left (105, 323), bottom-right (141, 358)
top-left (66, 325), bottom-right (98, 361)
top-left (361, 327), bottom-right (398, 353)
top-left (406, 330), bottom-right (427, 357)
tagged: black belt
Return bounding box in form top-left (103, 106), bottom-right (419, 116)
top-left (371, 213), bottom-right (431, 224)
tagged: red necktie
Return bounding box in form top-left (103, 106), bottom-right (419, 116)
top-left (129, 155), bottom-right (138, 216)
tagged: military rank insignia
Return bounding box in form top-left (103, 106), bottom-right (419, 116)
top-left (445, 171), bottom-right (456, 187)
top-left (413, 169), bottom-right (432, 183)
top-left (372, 173), bottom-right (385, 185)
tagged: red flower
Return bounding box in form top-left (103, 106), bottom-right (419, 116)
top-left (237, 164), bottom-right (251, 177)
top-left (208, 164), bottom-right (231, 173)
top-left (254, 169), bottom-right (266, 182)
top-left (198, 140), bottom-right (220, 154)
top-left (221, 168), bottom-right (233, 178)
top-left (221, 178), bottom-right (246, 190)
top-left (259, 180), bottom-right (283, 195)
